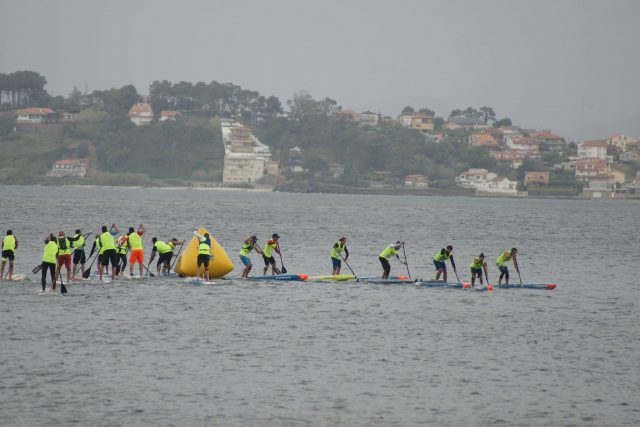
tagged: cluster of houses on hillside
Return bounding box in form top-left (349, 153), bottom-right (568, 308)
top-left (448, 122), bottom-right (640, 198)
top-left (7, 102), bottom-right (640, 198)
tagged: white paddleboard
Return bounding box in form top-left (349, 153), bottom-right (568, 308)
top-left (38, 290), bottom-right (61, 296)
top-left (185, 278), bottom-right (216, 285)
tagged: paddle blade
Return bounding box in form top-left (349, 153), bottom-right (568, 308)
top-left (83, 268), bottom-right (91, 279)
top-left (115, 264), bottom-right (121, 276)
top-left (274, 267), bottom-right (281, 275)
top-left (32, 264), bottom-right (42, 274)
top-left (61, 283), bottom-right (67, 295)
top-left (281, 265), bottom-right (287, 274)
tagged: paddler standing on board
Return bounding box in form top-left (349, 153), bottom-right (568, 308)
top-left (331, 237), bottom-right (349, 275)
top-left (98, 224), bottom-right (119, 281)
top-left (378, 241), bottom-right (405, 279)
top-left (68, 229), bottom-right (88, 281)
top-left (194, 230), bottom-right (213, 281)
top-left (496, 248), bottom-right (519, 285)
top-left (470, 253), bottom-right (489, 287)
top-left (262, 234), bottom-right (281, 275)
top-left (434, 245), bottom-right (456, 282)
top-left (239, 235), bottom-right (263, 278)
top-left (127, 225), bottom-right (145, 277)
top-left (56, 231), bottom-right (73, 284)
top-left (41, 234), bottom-right (58, 292)
top-left (1, 230), bottom-right (18, 280)
top-left (150, 237), bottom-right (185, 275)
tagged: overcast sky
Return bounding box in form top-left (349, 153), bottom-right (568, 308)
top-left (1, 0), bottom-right (639, 140)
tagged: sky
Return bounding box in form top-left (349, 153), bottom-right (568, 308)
top-left (1, 0), bottom-right (639, 140)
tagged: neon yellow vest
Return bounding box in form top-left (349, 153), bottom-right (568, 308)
top-left (331, 243), bottom-right (345, 259)
top-left (264, 241), bottom-right (277, 257)
top-left (239, 241), bottom-right (253, 256)
top-left (379, 246), bottom-right (397, 259)
top-left (128, 232), bottom-right (142, 250)
top-left (3, 235), bottom-right (16, 252)
top-left (116, 236), bottom-right (128, 255)
top-left (57, 237), bottom-right (71, 255)
top-left (43, 241), bottom-right (58, 263)
top-left (470, 258), bottom-right (484, 269)
top-left (155, 241), bottom-right (174, 254)
top-left (496, 251), bottom-right (512, 266)
top-left (434, 250), bottom-right (451, 262)
top-left (73, 234), bottom-right (85, 250)
top-left (199, 241), bottom-right (211, 255)
top-left (99, 231), bottom-right (116, 253)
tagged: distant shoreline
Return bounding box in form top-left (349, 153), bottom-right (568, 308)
top-left (3, 181), bottom-right (637, 201)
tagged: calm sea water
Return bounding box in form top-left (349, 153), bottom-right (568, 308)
top-left (0, 185), bottom-right (638, 426)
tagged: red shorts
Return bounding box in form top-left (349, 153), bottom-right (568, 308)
top-left (57, 254), bottom-right (72, 269)
top-left (130, 248), bottom-right (144, 264)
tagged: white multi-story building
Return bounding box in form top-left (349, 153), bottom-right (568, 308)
top-left (128, 103), bottom-right (153, 126)
top-left (455, 168), bottom-right (497, 189)
top-left (16, 107), bottom-right (55, 123)
top-left (578, 140), bottom-right (608, 159)
top-left (48, 158), bottom-right (90, 178)
top-left (222, 123), bottom-right (272, 184)
top-left (476, 177), bottom-right (518, 195)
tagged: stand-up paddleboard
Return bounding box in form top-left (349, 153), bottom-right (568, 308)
top-left (5, 273), bottom-right (27, 281)
top-left (417, 280), bottom-right (491, 291)
top-left (363, 278), bottom-right (417, 285)
top-left (357, 275), bottom-right (410, 281)
top-left (248, 274), bottom-right (309, 281)
top-left (119, 274), bottom-right (145, 280)
top-left (37, 290), bottom-right (61, 296)
top-left (494, 283), bottom-right (557, 290)
top-left (184, 277), bottom-right (216, 285)
top-left (308, 274), bottom-right (356, 281)
top-left (174, 228), bottom-right (234, 278)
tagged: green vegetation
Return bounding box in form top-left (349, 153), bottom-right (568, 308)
top-left (0, 70), bottom-right (597, 196)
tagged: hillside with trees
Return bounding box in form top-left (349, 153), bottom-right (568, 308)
top-left (1, 70), bottom-right (597, 195)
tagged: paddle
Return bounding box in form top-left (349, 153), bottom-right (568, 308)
top-left (82, 251), bottom-right (99, 279)
top-left (59, 270), bottom-right (67, 295)
top-left (339, 252), bottom-right (358, 282)
top-left (54, 264), bottom-right (67, 295)
top-left (255, 243), bottom-right (280, 275)
top-left (143, 260), bottom-right (155, 277)
top-left (278, 251), bottom-right (287, 274)
top-left (452, 257), bottom-right (461, 284)
top-left (453, 268), bottom-right (461, 284)
top-left (32, 264), bottom-right (42, 274)
top-left (401, 243), bottom-right (411, 278)
top-left (72, 232), bottom-right (93, 277)
top-left (170, 241), bottom-right (184, 272)
top-left (517, 268), bottom-right (523, 285)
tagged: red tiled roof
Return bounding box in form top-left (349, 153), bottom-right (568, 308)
top-left (160, 110), bottom-right (180, 117)
top-left (532, 130), bottom-right (564, 140)
top-left (471, 133), bottom-right (500, 147)
top-left (580, 140), bottom-right (607, 148)
top-left (54, 157), bottom-right (90, 165)
top-left (128, 103), bottom-right (153, 116)
top-left (576, 157), bottom-right (607, 172)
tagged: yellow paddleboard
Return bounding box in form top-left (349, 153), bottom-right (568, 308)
top-left (174, 228), bottom-right (234, 278)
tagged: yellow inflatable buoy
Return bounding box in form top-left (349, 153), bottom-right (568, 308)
top-left (174, 228), bottom-right (234, 278)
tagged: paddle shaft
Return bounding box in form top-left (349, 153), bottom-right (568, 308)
top-left (339, 252), bottom-right (358, 281)
top-left (170, 242), bottom-right (184, 271)
top-left (402, 244), bottom-right (411, 278)
top-left (278, 251), bottom-right (287, 274)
